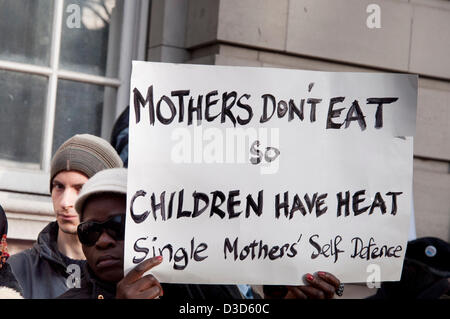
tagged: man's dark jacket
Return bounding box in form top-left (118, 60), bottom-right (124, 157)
top-left (58, 263), bottom-right (243, 299)
top-left (8, 221), bottom-right (86, 299)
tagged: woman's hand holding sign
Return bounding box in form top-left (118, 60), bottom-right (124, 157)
top-left (264, 271), bottom-right (343, 299)
top-left (117, 256), bottom-right (342, 299)
top-left (116, 256), bottom-right (164, 299)
top-left (287, 272), bottom-right (342, 299)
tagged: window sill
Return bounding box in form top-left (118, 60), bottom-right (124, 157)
top-left (0, 190), bottom-right (53, 241)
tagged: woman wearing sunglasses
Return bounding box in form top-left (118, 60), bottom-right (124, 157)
top-left (58, 168), bottom-right (241, 299)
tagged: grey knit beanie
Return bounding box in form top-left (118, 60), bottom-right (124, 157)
top-left (50, 134), bottom-right (123, 192)
top-left (75, 168), bottom-right (127, 216)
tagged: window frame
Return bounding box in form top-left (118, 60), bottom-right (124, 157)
top-left (0, 0), bottom-right (149, 195)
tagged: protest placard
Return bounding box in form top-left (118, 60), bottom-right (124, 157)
top-left (125, 61), bottom-right (417, 285)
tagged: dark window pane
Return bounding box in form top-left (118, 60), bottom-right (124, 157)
top-left (52, 80), bottom-right (113, 155)
top-left (0, 0), bottom-right (53, 66)
top-left (60, 0), bottom-right (123, 77)
top-left (0, 70), bottom-right (47, 167)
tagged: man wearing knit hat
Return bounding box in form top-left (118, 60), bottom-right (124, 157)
top-left (8, 134), bottom-right (122, 299)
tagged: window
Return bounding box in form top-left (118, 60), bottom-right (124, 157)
top-left (0, 0), bottom-right (149, 194)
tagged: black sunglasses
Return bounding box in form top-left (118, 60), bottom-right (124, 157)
top-left (77, 215), bottom-right (125, 247)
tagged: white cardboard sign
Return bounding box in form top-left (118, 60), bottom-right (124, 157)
top-left (125, 61), bottom-right (417, 285)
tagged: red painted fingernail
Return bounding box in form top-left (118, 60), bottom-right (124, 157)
top-left (306, 274), bottom-right (314, 281)
top-left (156, 255), bottom-right (163, 261)
top-left (318, 271), bottom-right (326, 277)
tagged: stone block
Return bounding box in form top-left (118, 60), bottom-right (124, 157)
top-left (286, 0), bottom-right (412, 70)
top-left (216, 0), bottom-right (289, 50)
top-left (218, 44), bottom-right (259, 61)
top-left (149, 0), bottom-right (189, 48)
top-left (413, 159), bottom-right (450, 241)
top-left (414, 85), bottom-right (450, 160)
top-left (148, 45), bottom-right (190, 63)
top-left (410, 0), bottom-right (450, 10)
top-left (214, 54), bottom-right (262, 67)
top-left (185, 0), bottom-right (220, 48)
top-left (409, 4), bottom-right (450, 79)
top-left (258, 51), bottom-right (370, 72)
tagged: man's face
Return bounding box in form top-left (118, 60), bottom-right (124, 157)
top-left (81, 194), bottom-right (125, 283)
top-left (51, 171), bottom-right (88, 234)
